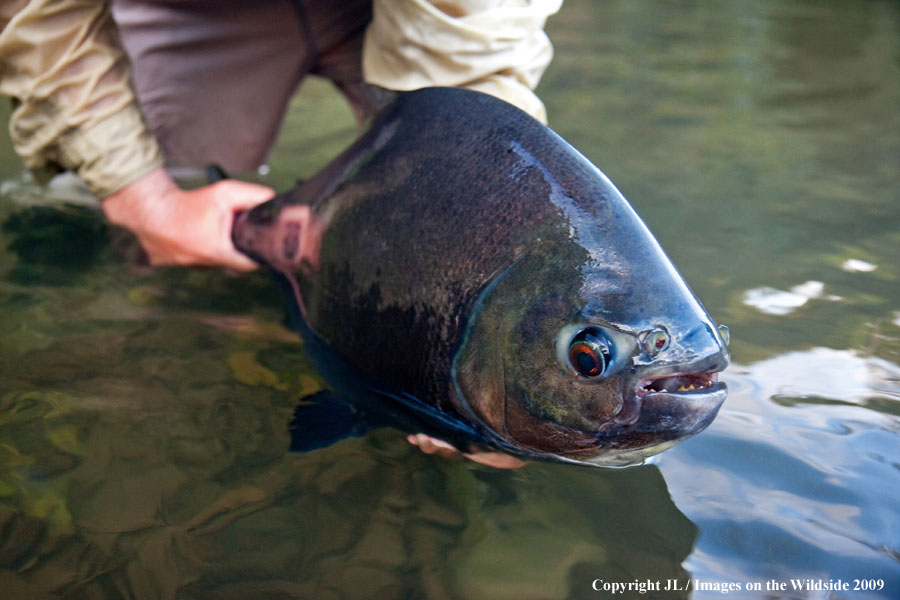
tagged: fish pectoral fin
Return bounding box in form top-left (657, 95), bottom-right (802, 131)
top-left (288, 390), bottom-right (388, 453)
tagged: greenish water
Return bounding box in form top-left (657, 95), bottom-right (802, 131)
top-left (1, 0), bottom-right (898, 598)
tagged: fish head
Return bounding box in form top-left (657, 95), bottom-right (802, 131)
top-left (452, 151), bottom-right (730, 467)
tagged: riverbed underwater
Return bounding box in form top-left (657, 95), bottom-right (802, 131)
top-left (1, 1), bottom-right (898, 598)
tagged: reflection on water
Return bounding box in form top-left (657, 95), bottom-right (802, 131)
top-left (0, 388), bottom-right (696, 598)
top-left (664, 348), bottom-right (900, 595)
top-left (742, 280), bottom-right (839, 316)
top-left (1, 0), bottom-right (899, 597)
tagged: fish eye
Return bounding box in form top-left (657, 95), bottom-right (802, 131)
top-left (568, 328), bottom-right (613, 378)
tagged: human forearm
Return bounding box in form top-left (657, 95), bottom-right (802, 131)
top-left (362, 0), bottom-right (562, 124)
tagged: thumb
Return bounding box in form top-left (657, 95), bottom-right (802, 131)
top-left (212, 180), bottom-right (276, 212)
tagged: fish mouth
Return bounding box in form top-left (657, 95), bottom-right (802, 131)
top-left (564, 369), bottom-right (727, 467)
top-left (608, 368), bottom-right (725, 428)
top-left (630, 370), bottom-right (727, 440)
top-left (637, 370), bottom-right (724, 399)
top-left (629, 369), bottom-right (727, 433)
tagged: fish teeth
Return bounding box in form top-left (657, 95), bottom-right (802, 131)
top-left (668, 380), bottom-right (713, 393)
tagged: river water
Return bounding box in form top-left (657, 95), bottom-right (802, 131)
top-left (1, 1), bottom-right (898, 598)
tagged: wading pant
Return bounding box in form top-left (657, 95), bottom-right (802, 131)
top-left (112, 0), bottom-right (373, 173)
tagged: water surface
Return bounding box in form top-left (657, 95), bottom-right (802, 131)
top-left (1, 0), bottom-right (898, 598)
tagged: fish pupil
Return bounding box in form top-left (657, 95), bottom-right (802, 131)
top-left (573, 346), bottom-right (600, 375)
top-left (568, 329), bottom-right (612, 377)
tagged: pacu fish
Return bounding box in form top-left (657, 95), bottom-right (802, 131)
top-left (232, 87), bottom-right (729, 466)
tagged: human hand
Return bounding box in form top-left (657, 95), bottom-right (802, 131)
top-left (102, 167), bottom-right (274, 270)
top-left (407, 433), bottom-right (528, 469)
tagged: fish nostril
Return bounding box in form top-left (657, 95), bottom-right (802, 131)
top-left (640, 327), bottom-right (670, 356)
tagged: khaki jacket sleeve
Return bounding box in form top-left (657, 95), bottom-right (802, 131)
top-left (0, 0), bottom-right (162, 198)
top-left (363, 0), bottom-right (562, 124)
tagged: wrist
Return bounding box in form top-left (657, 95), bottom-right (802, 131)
top-left (102, 166), bottom-right (178, 229)
top-left (103, 166), bottom-right (177, 204)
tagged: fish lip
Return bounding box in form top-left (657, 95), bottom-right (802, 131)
top-left (569, 359), bottom-right (729, 466)
top-left (636, 380), bottom-right (728, 420)
top-left (636, 370), bottom-right (722, 399)
top-left (538, 377), bottom-right (726, 466)
top-left (611, 368), bottom-right (723, 427)
top-left (611, 379), bottom-right (727, 439)
top-left (564, 381), bottom-right (727, 467)
top-left (615, 347), bottom-right (729, 425)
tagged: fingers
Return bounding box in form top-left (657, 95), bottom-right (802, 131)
top-left (216, 242), bottom-right (262, 272)
top-left (462, 450), bottom-right (528, 470)
top-left (204, 180), bottom-right (275, 271)
top-left (407, 434), bottom-right (528, 469)
top-left (102, 168), bottom-right (277, 271)
top-left (212, 179), bottom-right (275, 211)
top-left (407, 433), bottom-right (460, 458)
top-left (209, 180), bottom-right (276, 271)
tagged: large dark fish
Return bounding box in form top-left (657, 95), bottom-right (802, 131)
top-left (232, 87), bottom-right (729, 467)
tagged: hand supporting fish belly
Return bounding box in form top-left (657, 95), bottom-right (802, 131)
top-left (407, 434), bottom-right (527, 469)
top-left (233, 87), bottom-right (730, 468)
